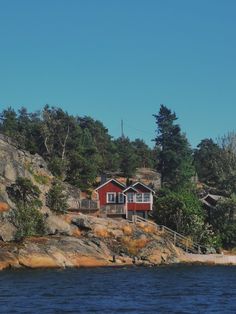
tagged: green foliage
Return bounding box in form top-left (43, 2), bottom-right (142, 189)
top-left (8, 177), bottom-right (45, 240)
top-left (0, 107), bottom-right (18, 138)
top-left (194, 139), bottom-right (222, 186)
top-left (154, 188), bottom-right (212, 243)
top-left (25, 162), bottom-right (50, 185)
top-left (114, 137), bottom-right (138, 178)
top-left (46, 180), bottom-right (68, 214)
top-left (7, 177), bottom-right (42, 208)
top-left (153, 105), bottom-right (195, 190)
top-left (132, 139), bottom-right (155, 168)
top-left (48, 157), bottom-right (68, 179)
top-left (195, 135), bottom-right (236, 195)
top-left (33, 173), bottom-right (50, 185)
top-left (210, 195), bottom-right (236, 248)
top-left (12, 203), bottom-right (45, 240)
top-left (0, 105), bottom-right (157, 190)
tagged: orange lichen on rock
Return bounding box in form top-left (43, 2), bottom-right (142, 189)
top-left (72, 228), bottom-right (81, 237)
top-left (137, 222), bottom-right (157, 233)
top-left (122, 236), bottom-right (149, 256)
top-left (122, 225), bottom-right (133, 235)
top-left (69, 255), bottom-right (109, 267)
top-left (0, 202), bottom-right (10, 212)
top-left (19, 254), bottom-right (59, 268)
top-left (93, 225), bottom-right (110, 238)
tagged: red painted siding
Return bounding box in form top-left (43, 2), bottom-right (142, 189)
top-left (127, 203), bottom-right (151, 211)
top-left (97, 181), bottom-right (124, 206)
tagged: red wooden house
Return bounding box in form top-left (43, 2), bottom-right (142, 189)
top-left (95, 179), bottom-right (155, 219)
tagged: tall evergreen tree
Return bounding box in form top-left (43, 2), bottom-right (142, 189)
top-left (114, 137), bottom-right (138, 178)
top-left (153, 105), bottom-right (194, 189)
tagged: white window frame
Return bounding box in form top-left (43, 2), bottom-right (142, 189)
top-left (143, 193), bottom-right (151, 203)
top-left (136, 193), bottom-right (143, 203)
top-left (118, 192), bottom-right (124, 204)
top-left (127, 193), bottom-right (134, 203)
top-left (106, 192), bottom-right (116, 203)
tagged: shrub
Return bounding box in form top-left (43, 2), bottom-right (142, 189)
top-left (12, 203), bottom-right (45, 240)
top-left (46, 180), bottom-right (68, 214)
top-left (7, 177), bottom-right (45, 240)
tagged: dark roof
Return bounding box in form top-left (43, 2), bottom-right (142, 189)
top-left (95, 179), bottom-right (155, 193)
top-left (95, 178), bottom-right (125, 191)
top-left (132, 181), bottom-right (155, 193)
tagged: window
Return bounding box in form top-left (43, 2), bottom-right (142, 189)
top-left (136, 193), bottom-right (142, 203)
top-left (143, 193), bottom-right (151, 202)
top-left (107, 192), bottom-right (116, 203)
top-left (118, 192), bottom-right (124, 203)
top-left (127, 193), bottom-right (134, 203)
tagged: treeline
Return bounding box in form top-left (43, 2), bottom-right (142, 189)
top-left (0, 106), bottom-right (155, 190)
top-left (153, 105), bottom-right (236, 249)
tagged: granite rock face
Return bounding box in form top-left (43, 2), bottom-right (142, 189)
top-left (0, 214), bottom-right (181, 270)
top-left (0, 134), bottom-right (52, 207)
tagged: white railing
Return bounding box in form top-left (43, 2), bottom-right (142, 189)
top-left (101, 204), bottom-right (126, 215)
top-left (132, 215), bottom-right (209, 254)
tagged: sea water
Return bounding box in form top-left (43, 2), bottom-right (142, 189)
top-left (0, 265), bottom-right (236, 313)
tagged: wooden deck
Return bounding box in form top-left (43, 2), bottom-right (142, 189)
top-left (100, 204), bottom-right (126, 216)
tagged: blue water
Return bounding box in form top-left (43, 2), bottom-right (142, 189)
top-left (0, 265), bottom-right (236, 313)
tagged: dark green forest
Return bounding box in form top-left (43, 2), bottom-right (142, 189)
top-left (0, 105), bottom-right (155, 190)
top-left (1, 104), bottom-right (236, 249)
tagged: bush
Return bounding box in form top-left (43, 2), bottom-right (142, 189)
top-left (153, 188), bottom-right (212, 244)
top-left (46, 180), bottom-right (68, 214)
top-left (7, 177), bottom-right (45, 240)
top-left (210, 195), bottom-right (236, 248)
top-left (7, 177), bottom-right (42, 208)
top-left (12, 203), bottom-right (45, 240)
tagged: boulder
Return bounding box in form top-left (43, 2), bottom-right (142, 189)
top-left (45, 214), bottom-right (72, 236)
top-left (0, 222), bottom-right (17, 242)
top-left (71, 216), bottom-right (93, 230)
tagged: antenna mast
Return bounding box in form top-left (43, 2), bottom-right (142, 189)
top-left (121, 119), bottom-right (125, 139)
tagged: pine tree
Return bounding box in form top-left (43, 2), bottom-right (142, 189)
top-left (153, 105), bottom-right (194, 189)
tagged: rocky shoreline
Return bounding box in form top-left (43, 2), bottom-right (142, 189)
top-left (1, 214), bottom-right (235, 271)
top-left (0, 212), bottom-right (182, 271)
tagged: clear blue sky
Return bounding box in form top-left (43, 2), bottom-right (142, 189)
top-left (0, 0), bottom-right (236, 147)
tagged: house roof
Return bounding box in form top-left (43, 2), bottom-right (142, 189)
top-left (132, 181), bottom-right (155, 193)
top-left (95, 178), bottom-right (126, 191)
top-left (123, 186), bottom-right (139, 193)
top-left (95, 178), bottom-right (155, 193)
top-left (201, 194), bottom-right (222, 209)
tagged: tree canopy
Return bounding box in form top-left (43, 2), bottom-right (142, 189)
top-left (0, 105), bottom-right (155, 190)
top-left (153, 105), bottom-right (194, 190)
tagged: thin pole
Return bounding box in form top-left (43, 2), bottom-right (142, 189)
top-left (121, 119), bottom-right (124, 138)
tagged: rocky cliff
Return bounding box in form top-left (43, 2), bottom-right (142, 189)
top-left (0, 134), bottom-right (83, 241)
top-left (0, 213), bottom-right (181, 270)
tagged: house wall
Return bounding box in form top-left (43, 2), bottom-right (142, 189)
top-left (127, 203), bottom-right (151, 211)
top-left (97, 181), bottom-right (124, 206)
